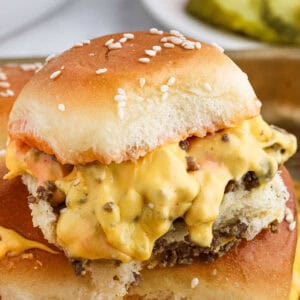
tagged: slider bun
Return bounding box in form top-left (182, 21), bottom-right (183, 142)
top-left (0, 64), bottom-right (36, 149)
top-left (8, 32), bottom-right (259, 165)
top-left (0, 165), bottom-right (296, 299)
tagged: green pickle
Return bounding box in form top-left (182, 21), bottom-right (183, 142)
top-left (186, 0), bottom-right (300, 45)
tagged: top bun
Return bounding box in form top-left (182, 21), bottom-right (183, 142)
top-left (8, 31), bottom-right (259, 165)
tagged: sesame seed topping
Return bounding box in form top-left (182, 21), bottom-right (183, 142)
top-left (136, 96), bottom-right (144, 102)
top-left (118, 108), bottom-right (125, 120)
top-left (160, 37), bottom-right (168, 43)
top-left (118, 101), bottom-right (126, 108)
top-left (74, 42), bottom-right (83, 47)
top-left (123, 33), bottom-right (134, 39)
top-left (58, 103), bottom-right (65, 111)
top-left (162, 92), bottom-right (168, 101)
top-left (117, 88), bottom-right (126, 95)
top-left (108, 42), bottom-right (122, 50)
top-left (138, 57), bottom-right (150, 63)
top-left (89, 53), bottom-right (95, 56)
top-left (191, 277), bottom-right (199, 289)
top-left (119, 37), bottom-right (127, 43)
top-left (203, 82), bottom-right (212, 92)
top-left (0, 149), bottom-right (6, 157)
top-left (45, 54), bottom-right (56, 63)
top-left (170, 29), bottom-right (182, 37)
top-left (286, 213), bottom-right (294, 223)
top-left (195, 42), bottom-right (202, 49)
top-left (149, 28), bottom-right (163, 35)
top-left (160, 85), bottom-right (169, 93)
top-left (169, 36), bottom-right (183, 45)
top-left (289, 221), bottom-right (296, 231)
top-left (139, 77), bottom-right (146, 88)
top-left (0, 82), bottom-right (10, 88)
top-left (148, 202), bottom-right (154, 209)
top-left (145, 49), bottom-right (156, 57)
top-left (256, 100), bottom-right (262, 108)
top-left (182, 41), bottom-right (195, 49)
top-left (163, 43), bottom-right (175, 48)
top-left (152, 45), bottom-right (162, 52)
top-left (114, 94), bottom-right (127, 102)
top-left (50, 70), bottom-right (62, 80)
top-left (5, 89), bottom-right (14, 96)
top-left (0, 73), bottom-right (7, 80)
top-left (105, 38), bottom-right (114, 46)
top-left (96, 68), bottom-right (108, 74)
top-left (61, 66), bottom-right (65, 70)
top-left (167, 76), bottom-right (176, 86)
top-left (20, 63), bottom-right (43, 72)
top-left (82, 39), bottom-right (91, 45)
top-left (212, 42), bottom-right (224, 53)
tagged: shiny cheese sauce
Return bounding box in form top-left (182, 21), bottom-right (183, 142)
top-left (0, 226), bottom-right (57, 258)
top-left (5, 116), bottom-right (297, 262)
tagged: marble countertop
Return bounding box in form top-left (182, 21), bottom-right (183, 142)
top-left (0, 0), bottom-right (162, 58)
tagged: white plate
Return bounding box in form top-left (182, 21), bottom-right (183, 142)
top-left (141, 0), bottom-right (266, 50)
top-left (0, 0), bottom-right (70, 40)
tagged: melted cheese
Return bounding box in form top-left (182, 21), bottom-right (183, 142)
top-left (5, 116), bottom-right (297, 262)
top-left (0, 226), bottom-right (57, 258)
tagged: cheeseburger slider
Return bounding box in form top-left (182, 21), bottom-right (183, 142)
top-left (2, 31), bottom-right (298, 299)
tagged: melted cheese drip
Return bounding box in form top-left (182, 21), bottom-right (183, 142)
top-left (4, 116), bottom-right (297, 262)
top-left (0, 226), bottom-right (57, 258)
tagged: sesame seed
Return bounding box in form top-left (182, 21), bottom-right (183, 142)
top-left (0, 149), bottom-right (6, 157)
top-left (191, 277), bottom-right (199, 289)
top-left (289, 221), bottom-right (296, 231)
top-left (212, 269), bottom-right (217, 276)
top-left (61, 66), bottom-right (65, 70)
top-left (118, 101), bottom-right (126, 108)
top-left (58, 103), bottom-right (65, 111)
top-left (195, 42), bottom-right (201, 49)
top-left (149, 28), bottom-right (163, 35)
top-left (138, 57), bottom-right (150, 63)
top-left (169, 36), bottom-right (183, 45)
top-left (0, 82), bottom-right (10, 88)
top-left (164, 43), bottom-right (174, 48)
top-left (123, 33), bottom-right (134, 39)
top-left (50, 70), bottom-right (62, 80)
top-left (118, 108), bottom-right (125, 120)
top-left (114, 94), bottom-right (127, 102)
top-left (160, 85), bottom-right (169, 93)
top-left (286, 213), bottom-right (294, 223)
top-left (160, 37), bottom-right (168, 43)
top-left (105, 38), bottom-right (114, 46)
top-left (45, 54), bottom-right (56, 63)
top-left (73, 178), bottom-right (81, 186)
top-left (256, 100), bottom-right (262, 108)
top-left (162, 92), bottom-right (168, 101)
top-left (182, 41), bottom-right (195, 49)
top-left (148, 202), bottom-right (154, 209)
top-left (152, 45), bottom-right (162, 52)
top-left (96, 68), bottom-right (108, 74)
top-left (139, 77), bottom-right (146, 88)
top-left (212, 42), bottom-right (224, 53)
top-left (167, 76), bottom-right (176, 86)
top-left (0, 73), bottom-right (7, 80)
top-left (145, 49), bottom-right (156, 57)
top-left (20, 63), bottom-right (42, 72)
top-left (89, 53), bottom-right (95, 56)
top-left (82, 39), bottom-right (91, 45)
top-left (108, 42), bottom-right (122, 50)
top-left (5, 89), bottom-right (14, 96)
top-left (117, 88), bottom-right (126, 95)
top-left (119, 37), bottom-right (127, 43)
top-left (74, 42), bottom-right (83, 47)
top-left (203, 82), bottom-right (212, 92)
top-left (170, 29), bottom-right (181, 37)
top-left (136, 96), bottom-right (144, 102)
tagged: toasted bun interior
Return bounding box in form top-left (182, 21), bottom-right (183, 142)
top-left (8, 32), bottom-right (259, 165)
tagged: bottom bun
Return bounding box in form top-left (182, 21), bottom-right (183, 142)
top-left (0, 161), bottom-right (297, 300)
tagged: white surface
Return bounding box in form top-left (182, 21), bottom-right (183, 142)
top-left (141, 0), bottom-right (264, 50)
top-left (0, 0), bottom-right (160, 58)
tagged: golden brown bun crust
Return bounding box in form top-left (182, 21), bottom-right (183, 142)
top-left (0, 65), bottom-right (36, 149)
top-left (8, 32), bottom-right (259, 165)
top-left (0, 165), bottom-right (296, 299)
